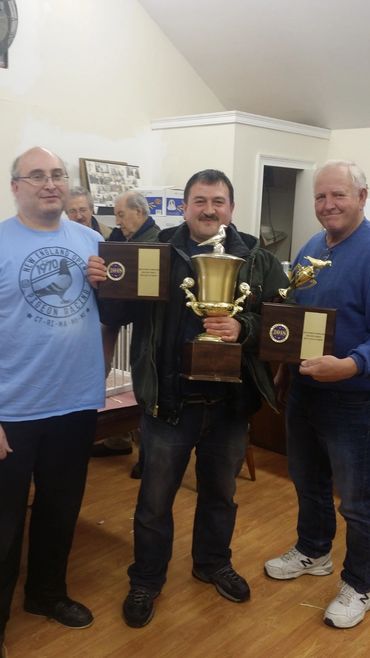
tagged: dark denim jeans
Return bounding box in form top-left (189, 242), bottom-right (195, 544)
top-left (287, 383), bottom-right (370, 593)
top-left (127, 401), bottom-right (247, 592)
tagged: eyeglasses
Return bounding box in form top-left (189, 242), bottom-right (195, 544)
top-left (13, 172), bottom-right (69, 187)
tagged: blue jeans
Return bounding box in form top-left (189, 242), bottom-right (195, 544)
top-left (287, 383), bottom-right (370, 593)
top-left (127, 401), bottom-right (247, 592)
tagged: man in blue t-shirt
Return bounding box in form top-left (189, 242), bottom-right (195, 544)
top-left (0, 147), bottom-right (105, 657)
top-left (265, 160), bottom-right (370, 629)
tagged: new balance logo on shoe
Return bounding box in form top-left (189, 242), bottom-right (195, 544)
top-left (324, 581), bottom-right (370, 628)
top-left (264, 547), bottom-right (333, 580)
top-left (300, 558), bottom-right (314, 568)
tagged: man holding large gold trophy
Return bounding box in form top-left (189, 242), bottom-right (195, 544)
top-left (87, 169), bottom-right (288, 628)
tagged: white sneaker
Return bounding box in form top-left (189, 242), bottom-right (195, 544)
top-left (264, 547), bottom-right (333, 580)
top-left (324, 580), bottom-right (370, 628)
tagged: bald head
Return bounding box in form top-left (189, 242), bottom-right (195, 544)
top-left (11, 147), bottom-right (65, 181)
top-left (11, 146), bottom-right (69, 230)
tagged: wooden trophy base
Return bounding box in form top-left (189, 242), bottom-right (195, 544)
top-left (181, 341), bottom-right (242, 382)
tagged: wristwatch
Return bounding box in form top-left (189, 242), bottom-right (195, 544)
top-left (0, 1), bottom-right (18, 68)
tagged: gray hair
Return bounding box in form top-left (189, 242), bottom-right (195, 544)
top-left (313, 159), bottom-right (368, 191)
top-left (68, 186), bottom-right (94, 210)
top-left (115, 191), bottom-right (149, 218)
top-left (11, 156), bottom-right (22, 180)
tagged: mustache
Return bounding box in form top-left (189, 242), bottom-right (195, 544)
top-left (200, 213), bottom-right (218, 220)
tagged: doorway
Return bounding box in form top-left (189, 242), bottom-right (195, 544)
top-left (255, 156), bottom-right (316, 264)
top-left (260, 166), bottom-right (297, 262)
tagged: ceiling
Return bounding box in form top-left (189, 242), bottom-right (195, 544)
top-left (139, 0), bottom-right (370, 130)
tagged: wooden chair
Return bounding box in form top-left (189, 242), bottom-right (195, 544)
top-left (245, 444), bottom-right (256, 480)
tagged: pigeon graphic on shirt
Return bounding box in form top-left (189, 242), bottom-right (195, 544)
top-left (33, 258), bottom-right (73, 302)
top-left (20, 246), bottom-right (92, 323)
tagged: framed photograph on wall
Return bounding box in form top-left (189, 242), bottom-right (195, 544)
top-left (79, 158), bottom-right (140, 213)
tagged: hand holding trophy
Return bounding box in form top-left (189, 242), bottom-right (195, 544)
top-left (180, 225), bottom-right (251, 381)
top-left (260, 255), bottom-right (336, 362)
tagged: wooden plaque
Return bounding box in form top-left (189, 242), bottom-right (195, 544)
top-left (98, 242), bottom-right (171, 300)
top-left (181, 341), bottom-right (242, 382)
top-left (259, 303), bottom-right (336, 363)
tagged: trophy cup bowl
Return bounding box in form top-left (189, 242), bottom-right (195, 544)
top-left (180, 251), bottom-right (251, 381)
top-left (181, 253), bottom-right (251, 341)
top-left (278, 255), bottom-right (332, 299)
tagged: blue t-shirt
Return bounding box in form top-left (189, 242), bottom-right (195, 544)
top-left (0, 216), bottom-right (106, 421)
top-left (292, 219), bottom-right (370, 391)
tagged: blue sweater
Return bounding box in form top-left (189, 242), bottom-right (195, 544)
top-left (292, 219), bottom-right (370, 391)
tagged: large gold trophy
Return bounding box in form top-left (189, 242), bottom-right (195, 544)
top-left (180, 225), bottom-right (251, 382)
top-left (259, 255), bottom-right (336, 362)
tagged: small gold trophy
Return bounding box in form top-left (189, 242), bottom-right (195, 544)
top-left (180, 225), bottom-right (251, 382)
top-left (278, 256), bottom-right (332, 299)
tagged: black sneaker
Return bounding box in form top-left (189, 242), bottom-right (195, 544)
top-left (24, 596), bottom-right (94, 628)
top-left (130, 462), bottom-right (142, 479)
top-left (192, 564), bottom-right (250, 602)
top-left (122, 588), bottom-right (158, 627)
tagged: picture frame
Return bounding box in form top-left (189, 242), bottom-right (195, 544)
top-left (79, 158), bottom-right (140, 212)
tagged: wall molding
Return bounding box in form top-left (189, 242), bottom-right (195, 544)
top-left (151, 111), bottom-right (331, 140)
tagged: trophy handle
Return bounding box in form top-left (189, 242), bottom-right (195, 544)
top-left (229, 282), bottom-right (251, 317)
top-left (179, 277), bottom-right (203, 317)
top-left (278, 278), bottom-right (317, 299)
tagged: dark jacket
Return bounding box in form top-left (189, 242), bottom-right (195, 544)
top-left (91, 215), bottom-right (112, 240)
top-left (99, 222), bottom-right (289, 420)
top-left (108, 216), bottom-right (160, 243)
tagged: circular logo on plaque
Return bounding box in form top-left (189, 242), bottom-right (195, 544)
top-left (269, 323), bottom-right (289, 343)
top-left (106, 261), bottom-right (125, 281)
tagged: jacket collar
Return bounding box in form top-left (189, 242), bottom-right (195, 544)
top-left (160, 221), bottom-right (258, 261)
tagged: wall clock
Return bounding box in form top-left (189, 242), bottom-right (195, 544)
top-left (0, 1), bottom-right (18, 68)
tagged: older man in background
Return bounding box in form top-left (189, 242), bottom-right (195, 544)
top-left (109, 190), bottom-right (161, 243)
top-left (66, 186), bottom-right (112, 239)
top-left (91, 190), bottom-right (160, 463)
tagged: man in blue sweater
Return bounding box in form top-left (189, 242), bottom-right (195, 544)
top-left (265, 160), bottom-right (370, 629)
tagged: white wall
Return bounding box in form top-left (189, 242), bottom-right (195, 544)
top-left (232, 124), bottom-right (329, 235)
top-left (149, 123), bottom-right (236, 188)
top-left (150, 119), bottom-right (330, 236)
top-left (327, 129), bottom-right (370, 176)
top-left (0, 0), bottom-right (224, 218)
top-left (5, 1), bottom-right (370, 248)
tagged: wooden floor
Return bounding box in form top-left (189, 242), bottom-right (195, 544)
top-left (6, 446), bottom-right (370, 657)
